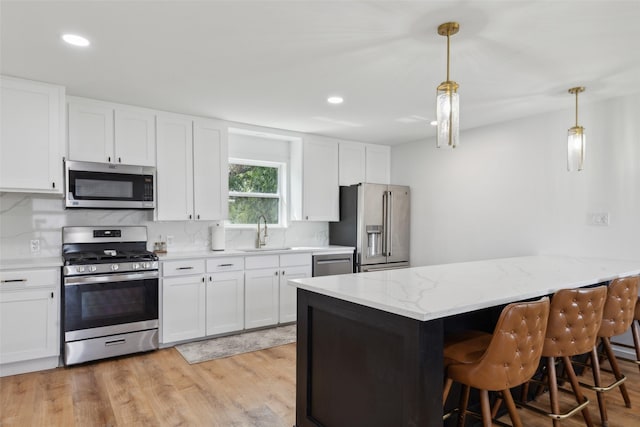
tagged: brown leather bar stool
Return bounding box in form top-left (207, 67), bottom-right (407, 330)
top-left (586, 276), bottom-right (639, 427)
top-left (444, 297), bottom-right (550, 427)
top-left (521, 286), bottom-right (607, 427)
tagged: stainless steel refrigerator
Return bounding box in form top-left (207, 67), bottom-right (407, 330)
top-left (329, 183), bottom-right (410, 272)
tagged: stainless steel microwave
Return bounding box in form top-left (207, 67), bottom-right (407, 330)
top-left (65, 160), bottom-right (155, 209)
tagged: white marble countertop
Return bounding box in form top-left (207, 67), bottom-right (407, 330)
top-left (289, 255), bottom-right (640, 322)
top-left (157, 245), bottom-right (354, 260)
top-left (0, 257), bottom-right (63, 270)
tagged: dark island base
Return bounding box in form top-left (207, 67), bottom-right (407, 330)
top-left (295, 288), bottom-right (444, 427)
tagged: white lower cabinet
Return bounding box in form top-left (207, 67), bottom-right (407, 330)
top-left (206, 257), bottom-right (244, 335)
top-left (278, 254), bottom-right (312, 323)
top-left (0, 268), bottom-right (59, 377)
top-left (244, 264), bottom-right (280, 329)
top-left (245, 253), bottom-right (311, 327)
top-left (161, 259), bottom-right (206, 343)
top-left (161, 252), bottom-right (310, 345)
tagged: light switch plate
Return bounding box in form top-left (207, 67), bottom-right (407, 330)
top-left (589, 212), bottom-right (610, 226)
top-left (30, 239), bottom-right (41, 253)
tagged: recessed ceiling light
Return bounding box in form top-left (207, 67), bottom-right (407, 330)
top-left (327, 96), bottom-right (344, 105)
top-left (430, 120), bottom-right (438, 126)
top-left (62, 34), bottom-right (90, 47)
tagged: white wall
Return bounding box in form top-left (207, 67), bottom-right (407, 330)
top-left (392, 93), bottom-right (640, 266)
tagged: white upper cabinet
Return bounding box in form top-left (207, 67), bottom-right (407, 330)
top-left (156, 113), bottom-right (228, 221)
top-left (156, 114), bottom-right (194, 221)
top-left (291, 135), bottom-right (339, 221)
top-left (0, 76), bottom-right (65, 194)
top-left (365, 144), bottom-right (391, 184)
top-left (68, 97), bottom-right (156, 166)
top-left (193, 118), bottom-right (228, 221)
top-left (114, 107), bottom-right (156, 166)
top-left (338, 141), bottom-right (391, 186)
top-left (68, 100), bottom-right (113, 163)
top-left (338, 141), bottom-right (366, 186)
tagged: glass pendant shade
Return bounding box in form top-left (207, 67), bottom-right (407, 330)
top-left (436, 81), bottom-right (459, 148)
top-left (567, 125), bottom-right (585, 171)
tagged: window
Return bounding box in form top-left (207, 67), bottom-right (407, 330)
top-left (228, 159), bottom-right (286, 226)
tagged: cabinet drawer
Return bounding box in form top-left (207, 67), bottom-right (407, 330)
top-left (207, 257), bottom-right (244, 273)
top-left (280, 253), bottom-right (312, 267)
top-left (0, 268), bottom-right (58, 289)
top-left (162, 259), bottom-right (205, 277)
top-left (244, 255), bottom-right (279, 270)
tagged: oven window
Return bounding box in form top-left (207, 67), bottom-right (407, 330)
top-left (76, 178), bottom-right (133, 198)
top-left (81, 287), bottom-right (145, 321)
top-left (64, 278), bottom-right (158, 332)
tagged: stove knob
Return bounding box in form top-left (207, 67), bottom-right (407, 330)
top-left (111, 264), bottom-right (119, 271)
top-left (89, 265), bottom-right (97, 272)
top-left (142, 262), bottom-right (150, 269)
top-left (76, 266), bottom-right (85, 273)
top-left (132, 263), bottom-right (140, 270)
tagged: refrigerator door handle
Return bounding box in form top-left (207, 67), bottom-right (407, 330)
top-left (386, 191), bottom-right (393, 257)
top-left (382, 191), bottom-right (388, 257)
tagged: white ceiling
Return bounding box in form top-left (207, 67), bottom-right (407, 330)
top-left (2, 1), bottom-right (640, 145)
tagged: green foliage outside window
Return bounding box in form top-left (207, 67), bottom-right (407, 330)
top-left (228, 163), bottom-right (280, 224)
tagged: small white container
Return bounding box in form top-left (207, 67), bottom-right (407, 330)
top-left (210, 221), bottom-right (225, 251)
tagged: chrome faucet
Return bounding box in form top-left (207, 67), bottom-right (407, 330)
top-left (256, 214), bottom-right (268, 248)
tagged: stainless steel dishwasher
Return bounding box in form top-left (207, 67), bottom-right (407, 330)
top-left (312, 253), bottom-right (354, 277)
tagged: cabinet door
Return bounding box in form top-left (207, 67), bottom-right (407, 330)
top-left (0, 289), bottom-right (58, 364)
top-left (161, 275), bottom-right (205, 343)
top-left (0, 76), bottom-right (64, 193)
top-left (156, 114), bottom-right (194, 220)
top-left (279, 265), bottom-right (310, 323)
top-left (67, 99), bottom-right (114, 163)
top-left (365, 144), bottom-right (391, 184)
top-left (206, 271), bottom-right (244, 335)
top-left (114, 108), bottom-right (156, 166)
top-left (244, 268), bottom-right (279, 329)
top-left (302, 136), bottom-right (339, 221)
top-left (193, 119), bottom-right (228, 220)
top-left (339, 141), bottom-right (366, 186)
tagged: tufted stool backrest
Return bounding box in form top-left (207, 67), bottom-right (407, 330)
top-left (543, 286), bottom-right (607, 357)
top-left (447, 297), bottom-right (550, 391)
top-left (599, 276), bottom-right (639, 338)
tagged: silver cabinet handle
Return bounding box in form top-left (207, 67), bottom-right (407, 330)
top-left (105, 339), bottom-right (126, 346)
top-left (218, 263), bottom-right (233, 267)
top-left (316, 259), bottom-right (351, 265)
top-left (176, 266), bottom-right (194, 270)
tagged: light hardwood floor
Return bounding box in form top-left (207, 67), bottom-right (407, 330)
top-left (1, 344), bottom-right (639, 426)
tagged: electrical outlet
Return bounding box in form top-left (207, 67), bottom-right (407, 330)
top-left (30, 239), bottom-right (41, 253)
top-left (589, 212), bottom-right (610, 226)
top-left (166, 235), bottom-right (174, 246)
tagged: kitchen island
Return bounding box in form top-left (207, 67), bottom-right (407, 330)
top-left (289, 255), bottom-right (640, 427)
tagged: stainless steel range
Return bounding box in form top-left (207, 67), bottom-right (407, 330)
top-left (61, 226), bottom-right (159, 365)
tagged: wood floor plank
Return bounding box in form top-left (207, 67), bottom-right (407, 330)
top-left (1, 342), bottom-right (638, 426)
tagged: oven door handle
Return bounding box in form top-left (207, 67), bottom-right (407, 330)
top-left (64, 271), bottom-right (159, 286)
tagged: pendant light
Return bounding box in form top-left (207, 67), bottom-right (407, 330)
top-left (436, 22), bottom-right (460, 148)
top-left (567, 86), bottom-right (586, 171)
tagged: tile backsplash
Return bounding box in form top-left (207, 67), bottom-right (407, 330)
top-left (0, 193), bottom-right (328, 260)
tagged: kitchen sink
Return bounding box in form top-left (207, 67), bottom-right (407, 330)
top-left (239, 247), bottom-right (293, 252)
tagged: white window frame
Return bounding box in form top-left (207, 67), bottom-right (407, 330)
top-left (226, 158), bottom-right (288, 228)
